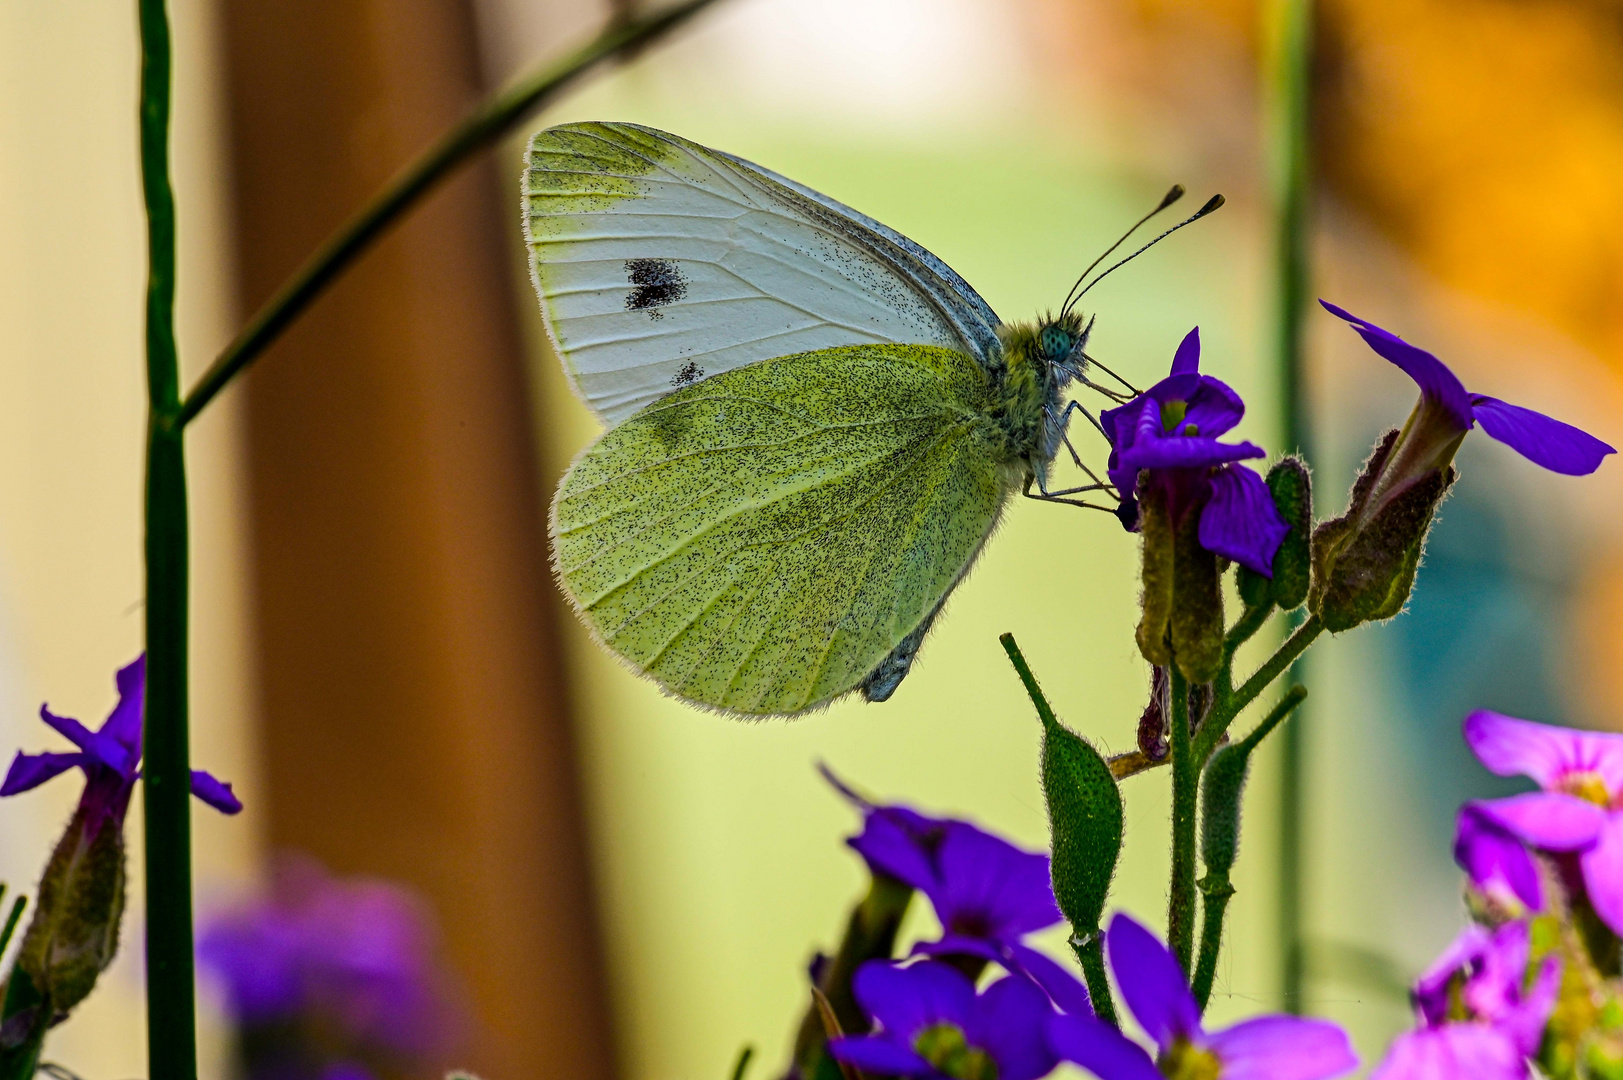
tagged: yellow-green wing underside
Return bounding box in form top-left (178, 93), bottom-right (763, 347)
top-left (551, 343), bottom-right (1017, 717)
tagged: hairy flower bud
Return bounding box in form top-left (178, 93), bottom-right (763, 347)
top-left (1310, 428), bottom-right (1456, 632)
top-left (1237, 457), bottom-right (1312, 612)
top-left (1135, 477), bottom-right (1225, 683)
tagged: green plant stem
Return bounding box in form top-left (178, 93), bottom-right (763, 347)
top-left (1190, 686), bottom-right (1307, 1010)
top-left (1168, 667), bottom-right (1197, 976)
top-left (176, 0), bottom-right (722, 428)
top-left (1072, 934), bottom-right (1119, 1028)
top-left (1195, 614), bottom-right (1321, 761)
top-left (1267, 0), bottom-right (1316, 1016)
top-left (137, 0), bottom-right (194, 1075)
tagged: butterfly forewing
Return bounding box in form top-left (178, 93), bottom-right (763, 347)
top-left (551, 344), bottom-right (1012, 716)
top-left (525, 122), bottom-right (1002, 424)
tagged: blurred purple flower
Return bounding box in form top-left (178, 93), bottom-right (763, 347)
top-left (828, 961), bottom-right (1058, 1080)
top-left (0, 654), bottom-right (241, 828)
top-left (1047, 913), bottom-right (1356, 1080)
top-left (1100, 328), bottom-right (1289, 576)
top-left (1454, 803), bottom-right (1544, 915)
top-left (1372, 921), bottom-right (1558, 1080)
top-left (1462, 710), bottom-right (1623, 932)
top-left (199, 854), bottom-right (456, 1069)
top-left (1320, 302), bottom-right (1613, 498)
top-left (824, 767), bottom-right (1089, 1015)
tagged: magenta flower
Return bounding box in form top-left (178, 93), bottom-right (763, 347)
top-left (1100, 328), bottom-right (1290, 576)
top-left (824, 767), bottom-right (1089, 1015)
top-left (1046, 913), bottom-right (1356, 1080)
top-left (828, 961), bottom-right (1059, 1080)
top-left (1462, 710), bottom-right (1623, 931)
top-left (199, 853), bottom-right (458, 1076)
top-left (1454, 803), bottom-right (1546, 916)
top-left (0, 654), bottom-right (241, 825)
top-left (1372, 921), bottom-right (1558, 1080)
top-left (1320, 302), bottom-right (1613, 490)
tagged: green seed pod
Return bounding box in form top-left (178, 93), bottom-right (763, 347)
top-left (1200, 742), bottom-right (1250, 880)
top-left (1168, 502), bottom-right (1224, 685)
top-left (1135, 480), bottom-right (1175, 669)
top-left (1042, 714), bottom-right (1124, 937)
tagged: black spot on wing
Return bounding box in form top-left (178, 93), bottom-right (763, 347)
top-left (672, 361), bottom-right (705, 387)
top-left (625, 258), bottom-right (688, 319)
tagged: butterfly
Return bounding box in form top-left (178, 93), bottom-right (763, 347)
top-left (525, 121), bottom-right (1218, 717)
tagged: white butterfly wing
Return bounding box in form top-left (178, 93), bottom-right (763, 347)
top-left (524, 122), bottom-right (1002, 425)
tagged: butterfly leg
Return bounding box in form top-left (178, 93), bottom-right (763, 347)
top-left (1022, 472), bottom-right (1117, 513)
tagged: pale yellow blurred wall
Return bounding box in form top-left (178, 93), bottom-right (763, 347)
top-left (0, 0), bottom-right (260, 1075)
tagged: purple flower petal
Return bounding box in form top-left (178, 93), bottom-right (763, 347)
top-left (1207, 1016), bottom-right (1358, 1080)
top-left (1175, 377), bottom-right (1247, 441)
top-left (827, 1036), bottom-right (933, 1077)
top-left (1120, 431), bottom-right (1267, 472)
top-left (1046, 1014), bottom-right (1162, 1080)
top-left (853, 961), bottom-right (974, 1040)
top-left (1465, 793), bottom-right (1606, 851)
top-left (1369, 1025), bottom-right (1524, 1080)
top-left (1581, 813), bottom-right (1623, 936)
top-left (38, 705), bottom-right (95, 752)
top-left (1004, 942), bottom-right (1092, 1016)
top-left (912, 935), bottom-right (1004, 963)
top-left (1199, 464), bottom-right (1291, 576)
top-left (1170, 327), bottom-right (1200, 375)
top-left (1498, 955), bottom-right (1559, 1058)
top-left (1105, 912), bottom-right (1201, 1049)
top-left (965, 976), bottom-right (1057, 1080)
top-left (191, 770), bottom-right (243, 814)
top-left (932, 824), bottom-right (1060, 940)
top-left (103, 655), bottom-right (146, 756)
top-left (1412, 925), bottom-right (1493, 1026)
top-left (848, 809), bottom-right (943, 892)
top-left (1319, 302), bottom-right (1474, 430)
top-left (1462, 710), bottom-right (1623, 793)
top-left (1454, 804), bottom-right (1542, 911)
top-left (0, 751), bottom-right (84, 796)
top-left (1470, 395), bottom-right (1614, 476)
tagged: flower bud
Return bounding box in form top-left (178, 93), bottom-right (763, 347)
top-left (1310, 428), bottom-right (1456, 632)
top-left (1200, 741), bottom-right (1250, 883)
top-left (1236, 457), bottom-right (1312, 612)
top-left (1135, 477), bottom-right (1225, 683)
top-left (1043, 716), bottom-right (1123, 940)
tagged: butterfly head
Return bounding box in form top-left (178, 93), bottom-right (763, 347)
top-left (1032, 310), bottom-right (1092, 382)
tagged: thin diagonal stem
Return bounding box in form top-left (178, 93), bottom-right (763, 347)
top-left (1168, 667), bottom-right (1197, 975)
top-left (137, 0), bottom-right (194, 1076)
top-left (1196, 615), bottom-right (1321, 762)
top-left (176, 0), bottom-right (722, 427)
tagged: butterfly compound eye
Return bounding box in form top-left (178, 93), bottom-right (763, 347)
top-left (1039, 325), bottom-right (1073, 362)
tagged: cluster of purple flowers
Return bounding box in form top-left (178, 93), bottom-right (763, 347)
top-left (199, 854), bottom-right (460, 1080)
top-left (822, 772), bottom-right (1357, 1080)
top-left (1372, 710), bottom-right (1623, 1079)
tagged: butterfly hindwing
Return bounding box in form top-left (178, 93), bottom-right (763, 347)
top-left (524, 122), bottom-right (1002, 424)
top-left (550, 344), bottom-right (1015, 716)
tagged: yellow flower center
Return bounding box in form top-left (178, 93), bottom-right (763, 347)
top-left (914, 1023), bottom-right (998, 1080)
top-left (1559, 771), bottom-right (1613, 807)
top-left (1160, 1038), bottom-right (1222, 1080)
top-left (1160, 400), bottom-right (1189, 433)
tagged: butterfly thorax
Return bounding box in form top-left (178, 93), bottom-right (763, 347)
top-left (988, 312), bottom-right (1089, 478)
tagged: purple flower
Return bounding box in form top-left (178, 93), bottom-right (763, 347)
top-left (1454, 803), bottom-right (1544, 916)
top-left (1462, 710), bottom-right (1623, 932)
top-left (199, 854), bottom-right (457, 1065)
top-left (0, 654), bottom-right (241, 827)
top-left (1047, 913), bottom-right (1356, 1080)
top-left (1100, 328), bottom-right (1290, 576)
top-left (1320, 302), bottom-right (1612, 497)
top-left (828, 961), bottom-right (1059, 1080)
top-left (1371, 921), bottom-right (1558, 1080)
top-left (824, 767), bottom-right (1089, 1015)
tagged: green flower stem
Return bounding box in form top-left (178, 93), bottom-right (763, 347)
top-left (1190, 686), bottom-right (1307, 1009)
top-left (1072, 933), bottom-right (1119, 1028)
top-left (1168, 667), bottom-right (1197, 976)
top-left (1195, 614), bottom-right (1321, 762)
top-left (175, 0), bottom-right (722, 428)
top-left (137, 0), bottom-right (195, 1075)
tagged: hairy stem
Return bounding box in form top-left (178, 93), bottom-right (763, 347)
top-left (137, 0), bottom-right (194, 1075)
top-left (1196, 614), bottom-right (1321, 761)
top-left (1168, 668), bottom-right (1197, 976)
top-left (1191, 880), bottom-right (1233, 1010)
top-left (1072, 934), bottom-right (1119, 1028)
top-left (176, 0), bottom-right (722, 427)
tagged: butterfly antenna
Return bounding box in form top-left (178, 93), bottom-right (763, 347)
top-left (1071, 195), bottom-right (1226, 303)
top-left (1060, 185), bottom-right (1185, 319)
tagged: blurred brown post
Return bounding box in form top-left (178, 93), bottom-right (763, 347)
top-left (215, 2), bottom-right (617, 1078)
